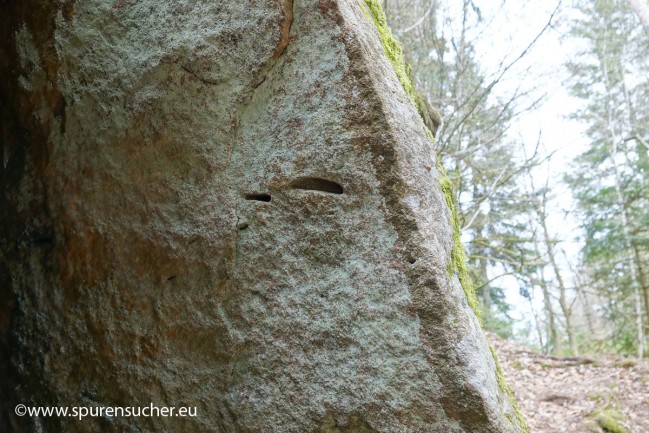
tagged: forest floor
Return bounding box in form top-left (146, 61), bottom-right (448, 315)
top-left (489, 333), bottom-right (649, 433)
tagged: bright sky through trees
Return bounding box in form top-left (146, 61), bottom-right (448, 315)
top-left (386, 0), bottom-right (649, 355)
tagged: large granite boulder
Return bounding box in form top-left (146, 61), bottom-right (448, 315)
top-left (0, 1), bottom-right (526, 432)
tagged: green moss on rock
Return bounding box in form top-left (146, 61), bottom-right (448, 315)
top-left (489, 345), bottom-right (531, 433)
top-left (586, 408), bottom-right (631, 433)
top-left (358, 0), bottom-right (439, 132)
top-left (438, 163), bottom-right (481, 319)
top-left (358, 0), bottom-right (419, 106)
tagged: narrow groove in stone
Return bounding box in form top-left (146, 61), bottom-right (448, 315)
top-left (244, 193), bottom-right (272, 202)
top-left (289, 177), bottom-right (344, 194)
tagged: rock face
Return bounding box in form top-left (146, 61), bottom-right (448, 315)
top-left (0, 1), bottom-right (525, 432)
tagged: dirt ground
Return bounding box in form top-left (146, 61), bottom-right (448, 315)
top-left (489, 333), bottom-right (649, 433)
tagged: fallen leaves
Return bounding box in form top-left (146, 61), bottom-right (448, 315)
top-left (488, 333), bottom-right (649, 433)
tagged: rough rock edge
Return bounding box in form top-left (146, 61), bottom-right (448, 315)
top-left (358, 1), bottom-right (530, 431)
top-left (273, 0), bottom-right (294, 59)
top-left (357, 0), bottom-right (479, 317)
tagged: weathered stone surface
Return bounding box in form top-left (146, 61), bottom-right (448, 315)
top-left (0, 1), bottom-right (524, 432)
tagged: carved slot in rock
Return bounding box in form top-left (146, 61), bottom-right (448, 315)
top-left (288, 177), bottom-right (344, 194)
top-left (244, 193), bottom-right (272, 202)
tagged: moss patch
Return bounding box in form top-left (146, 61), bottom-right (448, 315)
top-left (586, 408), bottom-right (631, 433)
top-left (585, 393), bottom-right (630, 433)
top-left (357, 0), bottom-right (437, 128)
top-left (357, 0), bottom-right (418, 105)
top-left (438, 162), bottom-right (481, 319)
top-left (489, 345), bottom-right (531, 433)
top-left (511, 360), bottom-right (525, 371)
top-left (359, 1), bottom-right (529, 431)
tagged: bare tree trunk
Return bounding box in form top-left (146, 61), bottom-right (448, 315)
top-left (525, 172), bottom-right (563, 355)
top-left (609, 131), bottom-right (645, 359)
top-left (621, 75), bottom-right (649, 332)
top-left (526, 287), bottom-right (546, 350)
top-left (532, 230), bottom-right (560, 354)
top-left (540, 277), bottom-right (560, 354)
top-left (472, 186), bottom-right (491, 312)
top-left (628, 0), bottom-right (649, 35)
top-left (579, 289), bottom-right (596, 337)
top-left (631, 242), bottom-right (649, 336)
top-left (601, 55), bottom-right (645, 359)
top-left (537, 192), bottom-right (578, 355)
top-left (571, 266), bottom-right (596, 337)
top-left (604, 93), bottom-right (646, 358)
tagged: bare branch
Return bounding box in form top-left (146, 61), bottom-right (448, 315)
top-left (440, 0), bottom-right (563, 149)
top-left (398, 0), bottom-right (436, 35)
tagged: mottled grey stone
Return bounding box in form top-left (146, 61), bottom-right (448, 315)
top-left (0, 1), bottom-right (524, 432)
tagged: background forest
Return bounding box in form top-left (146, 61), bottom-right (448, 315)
top-left (383, 0), bottom-right (649, 358)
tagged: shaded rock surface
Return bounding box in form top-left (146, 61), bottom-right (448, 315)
top-left (0, 1), bottom-right (524, 432)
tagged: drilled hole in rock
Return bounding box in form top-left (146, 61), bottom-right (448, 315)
top-left (408, 258), bottom-right (417, 264)
top-left (289, 177), bottom-right (344, 194)
top-left (244, 193), bottom-right (272, 202)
